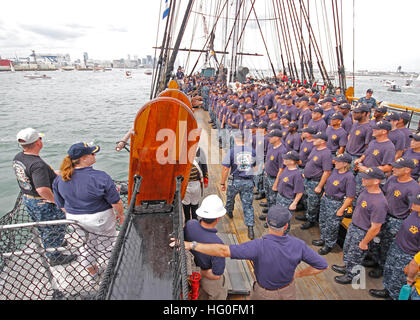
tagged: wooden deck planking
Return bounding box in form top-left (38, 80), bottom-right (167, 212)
top-left (194, 108), bottom-right (384, 300)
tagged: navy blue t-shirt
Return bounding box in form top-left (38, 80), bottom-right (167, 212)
top-left (230, 234), bottom-right (328, 290)
top-left (53, 167), bottom-right (121, 214)
top-left (184, 219), bottom-right (225, 275)
top-left (222, 145), bottom-right (256, 178)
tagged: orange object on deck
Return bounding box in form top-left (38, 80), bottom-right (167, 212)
top-left (158, 89), bottom-right (193, 111)
top-left (127, 95), bottom-right (201, 207)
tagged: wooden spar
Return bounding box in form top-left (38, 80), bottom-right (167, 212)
top-left (153, 46), bottom-right (263, 56)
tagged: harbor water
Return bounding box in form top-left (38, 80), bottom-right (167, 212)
top-left (0, 70), bottom-right (419, 216)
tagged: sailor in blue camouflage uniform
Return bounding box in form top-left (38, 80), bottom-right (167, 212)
top-left (369, 193), bottom-right (420, 300)
top-left (312, 153), bottom-right (356, 255)
top-left (358, 89), bottom-right (377, 114)
top-left (221, 130), bottom-right (257, 240)
top-left (201, 81), bottom-right (210, 111)
top-left (367, 158), bottom-right (420, 279)
top-left (261, 129), bottom-right (287, 220)
top-left (273, 150), bottom-right (304, 233)
top-left (300, 132), bottom-right (333, 230)
top-left (332, 167), bottom-right (389, 285)
top-left (254, 121), bottom-right (268, 200)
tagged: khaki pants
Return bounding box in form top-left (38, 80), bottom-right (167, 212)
top-left (198, 274), bottom-right (228, 300)
top-left (250, 280), bottom-right (296, 300)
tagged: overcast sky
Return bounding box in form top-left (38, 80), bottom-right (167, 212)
top-left (1, 0), bottom-right (419, 72)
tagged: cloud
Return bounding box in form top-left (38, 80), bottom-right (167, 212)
top-left (107, 25), bottom-right (128, 33)
top-left (20, 24), bottom-right (84, 40)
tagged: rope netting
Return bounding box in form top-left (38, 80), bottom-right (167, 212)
top-left (0, 180), bottom-right (188, 300)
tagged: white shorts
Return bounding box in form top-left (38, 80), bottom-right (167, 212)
top-left (182, 180), bottom-right (202, 205)
top-left (66, 208), bottom-right (117, 268)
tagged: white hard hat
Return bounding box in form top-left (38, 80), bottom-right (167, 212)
top-left (196, 195), bottom-right (226, 219)
top-left (16, 128), bottom-right (43, 145)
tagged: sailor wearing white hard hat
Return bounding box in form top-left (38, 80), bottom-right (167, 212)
top-left (184, 194), bottom-right (228, 300)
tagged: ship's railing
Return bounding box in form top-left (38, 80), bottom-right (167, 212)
top-left (348, 97), bottom-right (420, 130)
top-left (0, 181), bottom-right (130, 300)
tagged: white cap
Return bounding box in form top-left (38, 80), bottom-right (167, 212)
top-left (16, 128), bottom-right (43, 145)
top-left (196, 195), bottom-right (226, 219)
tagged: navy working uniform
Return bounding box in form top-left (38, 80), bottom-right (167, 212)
top-left (333, 168), bottom-right (388, 283)
top-left (222, 135), bottom-right (256, 234)
top-left (317, 153), bottom-right (356, 253)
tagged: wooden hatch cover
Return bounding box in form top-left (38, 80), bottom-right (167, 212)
top-left (158, 89), bottom-right (193, 111)
top-left (128, 96), bottom-right (201, 207)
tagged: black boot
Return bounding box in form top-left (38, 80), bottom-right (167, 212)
top-left (318, 246), bottom-right (333, 255)
top-left (368, 268), bottom-right (383, 279)
top-left (259, 201), bottom-right (269, 207)
top-left (295, 214), bottom-right (307, 221)
top-left (300, 221), bottom-right (315, 230)
top-left (369, 289), bottom-right (391, 299)
top-left (262, 207), bottom-right (269, 213)
top-left (312, 239), bottom-right (325, 247)
top-left (258, 214), bottom-right (267, 221)
top-left (255, 192), bottom-right (266, 200)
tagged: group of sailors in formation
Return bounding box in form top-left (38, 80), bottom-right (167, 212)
top-left (177, 74), bottom-right (420, 301)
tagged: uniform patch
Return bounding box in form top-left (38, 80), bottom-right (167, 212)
top-left (409, 226), bottom-right (419, 235)
top-left (394, 190), bottom-right (402, 198)
top-left (332, 135), bottom-right (337, 140)
top-left (355, 130), bottom-right (361, 136)
top-left (373, 149), bottom-right (380, 156)
top-left (333, 180), bottom-right (340, 186)
top-left (361, 201), bottom-right (368, 208)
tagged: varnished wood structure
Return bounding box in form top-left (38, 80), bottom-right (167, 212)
top-left (128, 95), bottom-right (200, 207)
top-left (158, 89), bottom-right (193, 111)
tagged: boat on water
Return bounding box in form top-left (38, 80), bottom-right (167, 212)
top-left (387, 84), bottom-right (402, 92)
top-left (24, 73), bottom-right (51, 79)
top-left (144, 70), bottom-right (152, 75)
top-left (1, 0), bottom-right (420, 302)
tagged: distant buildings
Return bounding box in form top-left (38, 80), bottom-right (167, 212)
top-left (0, 51), bottom-right (157, 71)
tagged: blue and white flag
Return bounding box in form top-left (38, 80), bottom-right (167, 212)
top-left (162, 0), bottom-right (170, 19)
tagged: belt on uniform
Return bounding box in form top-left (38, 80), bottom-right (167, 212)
top-left (387, 214), bottom-right (405, 220)
top-left (24, 194), bottom-right (43, 200)
top-left (231, 176), bottom-right (253, 180)
top-left (257, 281), bottom-right (291, 291)
top-left (306, 177), bottom-right (321, 182)
top-left (264, 173), bottom-right (277, 179)
top-left (325, 194), bottom-right (343, 202)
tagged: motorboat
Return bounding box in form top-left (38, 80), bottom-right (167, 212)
top-left (387, 84), bottom-right (402, 92)
top-left (382, 80), bottom-right (396, 87)
top-left (24, 73), bottom-right (51, 79)
top-left (144, 70), bottom-right (152, 75)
